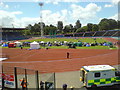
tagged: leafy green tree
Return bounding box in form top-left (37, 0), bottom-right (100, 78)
top-left (63, 25), bottom-right (71, 33)
top-left (26, 24), bottom-right (32, 30)
top-left (76, 26), bottom-right (88, 33)
top-left (75, 20), bottom-right (81, 29)
top-left (87, 23), bottom-right (93, 31)
top-left (25, 24), bottom-right (32, 35)
top-left (38, 22), bottom-right (45, 28)
top-left (44, 26), bottom-right (50, 35)
top-left (118, 20), bottom-right (120, 29)
top-left (81, 26), bottom-right (88, 32)
top-left (34, 23), bottom-right (40, 35)
top-left (99, 18), bottom-right (118, 30)
top-left (30, 26), bottom-right (35, 35)
top-left (99, 18), bottom-right (110, 30)
top-left (99, 22), bottom-right (110, 30)
top-left (57, 21), bottom-right (63, 33)
top-left (108, 19), bottom-right (117, 29)
top-left (49, 24), bottom-right (57, 35)
top-left (38, 22), bottom-right (45, 35)
top-left (44, 25), bottom-right (57, 35)
top-left (69, 24), bottom-right (73, 33)
top-left (92, 24), bottom-right (99, 31)
top-left (21, 29), bottom-right (31, 35)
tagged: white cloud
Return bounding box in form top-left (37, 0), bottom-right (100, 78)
top-left (21, 17), bottom-right (39, 26)
top-left (104, 0), bottom-right (120, 8)
top-left (40, 9), bottom-right (70, 26)
top-left (44, 0), bottom-right (60, 5)
top-left (0, 10), bottom-right (24, 28)
top-left (38, 0), bottom-right (79, 4)
top-left (70, 3), bottom-right (101, 25)
top-left (11, 11), bottom-right (23, 15)
top-left (0, 9), bottom-right (65, 28)
top-left (36, 0), bottom-right (120, 6)
top-left (2, 0), bottom-right (111, 2)
top-left (111, 0), bottom-right (120, 5)
top-left (41, 10), bottom-right (52, 16)
top-left (0, 3), bottom-right (102, 28)
top-left (34, 0), bottom-right (109, 4)
top-left (108, 13), bottom-right (118, 20)
top-left (104, 4), bottom-right (113, 7)
top-left (61, 9), bottom-right (68, 17)
top-left (0, 2), bottom-right (9, 9)
top-left (34, 0), bottom-right (92, 5)
top-left (42, 10), bottom-right (60, 25)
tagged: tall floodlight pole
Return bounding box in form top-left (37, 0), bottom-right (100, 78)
top-left (39, 2), bottom-right (44, 37)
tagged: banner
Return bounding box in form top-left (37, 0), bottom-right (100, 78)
top-left (0, 73), bottom-right (15, 88)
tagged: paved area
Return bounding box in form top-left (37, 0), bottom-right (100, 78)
top-left (54, 65), bottom-right (120, 88)
top-left (56, 71), bottom-right (82, 88)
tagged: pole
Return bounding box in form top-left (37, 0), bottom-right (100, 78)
top-left (14, 67), bottom-right (18, 89)
top-left (39, 3), bottom-right (44, 37)
top-left (1, 65), bottom-right (4, 89)
top-left (54, 73), bottom-right (56, 90)
top-left (36, 70), bottom-right (39, 90)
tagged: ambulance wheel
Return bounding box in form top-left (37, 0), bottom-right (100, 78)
top-left (91, 84), bottom-right (97, 88)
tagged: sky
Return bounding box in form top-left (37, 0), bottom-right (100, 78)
top-left (0, 0), bottom-right (119, 28)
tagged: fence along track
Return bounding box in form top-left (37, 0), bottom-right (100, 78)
top-left (2, 66), bottom-right (55, 90)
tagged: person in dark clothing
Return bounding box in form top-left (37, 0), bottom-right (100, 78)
top-left (46, 47), bottom-right (49, 50)
top-left (63, 84), bottom-right (67, 90)
top-left (21, 46), bottom-right (23, 49)
top-left (67, 52), bottom-right (70, 59)
top-left (40, 81), bottom-right (44, 90)
top-left (21, 78), bottom-right (27, 90)
top-left (20, 45), bottom-right (23, 49)
top-left (2, 76), bottom-right (5, 90)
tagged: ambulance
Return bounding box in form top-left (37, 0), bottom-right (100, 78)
top-left (80, 65), bottom-right (120, 88)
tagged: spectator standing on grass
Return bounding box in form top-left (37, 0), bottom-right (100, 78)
top-left (20, 45), bottom-right (23, 49)
top-left (46, 46), bottom-right (49, 50)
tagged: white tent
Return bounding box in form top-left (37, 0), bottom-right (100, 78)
top-left (14, 41), bottom-right (22, 47)
top-left (30, 41), bottom-right (40, 49)
top-left (40, 41), bottom-right (45, 43)
top-left (0, 58), bottom-right (8, 61)
top-left (64, 41), bottom-right (67, 43)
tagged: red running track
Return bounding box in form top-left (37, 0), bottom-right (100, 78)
top-left (2, 48), bottom-right (119, 73)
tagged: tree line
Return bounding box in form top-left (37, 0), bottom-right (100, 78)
top-left (23, 18), bottom-right (120, 36)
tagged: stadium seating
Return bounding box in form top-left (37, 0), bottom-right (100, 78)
top-left (93, 31), bottom-right (106, 37)
top-left (2, 32), bottom-right (28, 41)
top-left (64, 34), bottom-right (73, 37)
top-left (74, 33), bottom-right (84, 37)
top-left (112, 30), bottom-right (119, 37)
top-left (103, 30), bottom-right (119, 37)
top-left (84, 32), bottom-right (95, 37)
top-left (46, 30), bottom-right (119, 38)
